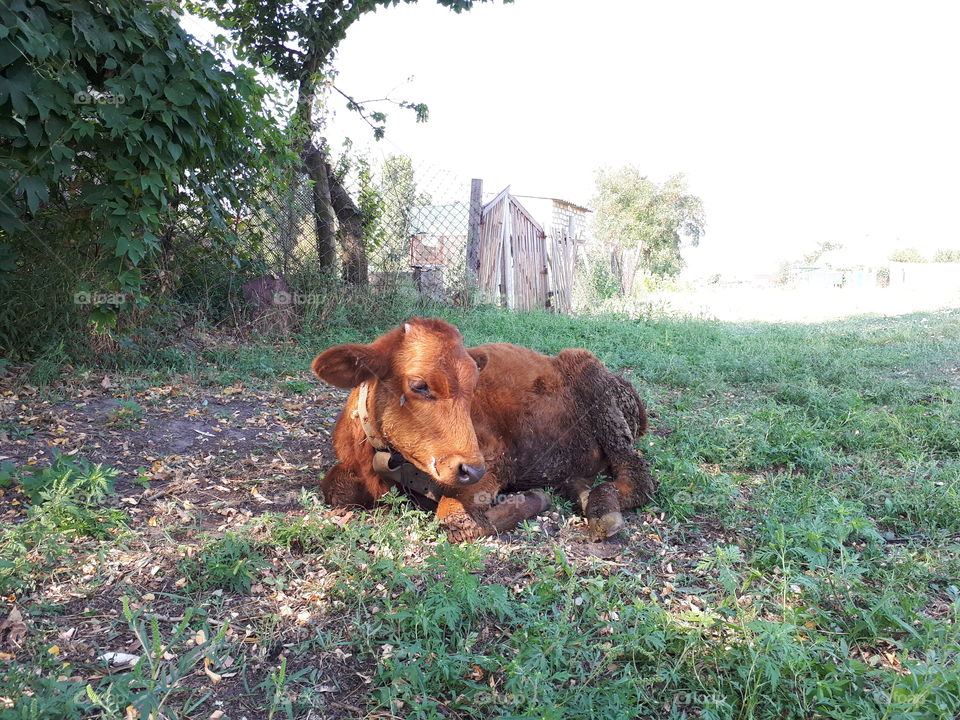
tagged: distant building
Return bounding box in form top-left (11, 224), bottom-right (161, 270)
top-left (408, 202), bottom-right (469, 267)
top-left (511, 195), bottom-right (591, 245)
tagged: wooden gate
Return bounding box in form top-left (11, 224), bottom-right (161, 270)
top-left (476, 187), bottom-right (549, 310)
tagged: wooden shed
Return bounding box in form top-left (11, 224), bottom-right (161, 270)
top-left (476, 187), bottom-right (549, 311)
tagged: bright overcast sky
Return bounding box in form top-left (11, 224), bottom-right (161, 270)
top-left (185, 0), bottom-right (960, 275)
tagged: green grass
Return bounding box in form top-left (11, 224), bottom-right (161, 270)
top-left (177, 532), bottom-right (268, 594)
top-left (104, 399), bottom-right (147, 429)
top-left (2, 305), bottom-right (959, 718)
top-left (0, 457), bottom-right (127, 596)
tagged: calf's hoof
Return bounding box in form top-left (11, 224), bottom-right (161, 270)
top-left (585, 482), bottom-right (625, 541)
top-left (443, 510), bottom-right (495, 544)
top-left (588, 511), bottom-right (624, 542)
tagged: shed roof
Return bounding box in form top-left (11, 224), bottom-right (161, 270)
top-left (512, 195), bottom-right (592, 213)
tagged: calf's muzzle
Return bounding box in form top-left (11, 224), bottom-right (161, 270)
top-left (457, 463), bottom-right (487, 485)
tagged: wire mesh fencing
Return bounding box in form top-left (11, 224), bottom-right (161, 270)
top-left (160, 149), bottom-right (600, 334)
top-left (153, 153), bottom-right (482, 333)
top-left (247, 157), bottom-right (474, 301)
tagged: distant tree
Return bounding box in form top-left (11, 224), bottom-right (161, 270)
top-left (802, 241), bottom-right (843, 265)
top-left (380, 155), bottom-right (419, 243)
top-left (889, 248), bottom-right (927, 263)
top-left (933, 248), bottom-right (960, 262)
top-left (591, 167), bottom-right (705, 294)
top-left (331, 145), bottom-right (385, 282)
top-left (774, 261), bottom-right (792, 287)
top-left (188, 0), bottom-right (506, 284)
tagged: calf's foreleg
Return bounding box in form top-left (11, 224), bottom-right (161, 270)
top-left (484, 490), bottom-right (551, 533)
top-left (322, 463), bottom-right (391, 509)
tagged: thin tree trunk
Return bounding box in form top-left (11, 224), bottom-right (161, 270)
top-left (304, 146), bottom-right (337, 270)
top-left (327, 162), bottom-right (368, 286)
top-left (622, 248), bottom-right (636, 296)
top-left (610, 249), bottom-right (625, 295)
top-left (295, 60), bottom-right (336, 273)
top-left (611, 247), bottom-right (640, 296)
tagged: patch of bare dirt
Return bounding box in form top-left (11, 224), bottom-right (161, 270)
top-left (0, 369), bottom-right (742, 718)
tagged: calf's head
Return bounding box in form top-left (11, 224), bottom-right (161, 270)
top-left (312, 318), bottom-right (488, 487)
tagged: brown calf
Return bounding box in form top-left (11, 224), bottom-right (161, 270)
top-left (312, 318), bottom-right (656, 542)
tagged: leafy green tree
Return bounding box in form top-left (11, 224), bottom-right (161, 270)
top-left (933, 248), bottom-right (960, 262)
top-left (331, 143), bottom-right (386, 282)
top-left (188, 0), bottom-right (507, 284)
top-left (889, 248), bottom-right (927, 263)
top-left (380, 154), bottom-right (434, 244)
top-left (0, 0), bottom-right (280, 298)
top-left (591, 167), bottom-right (705, 294)
top-left (802, 241), bottom-right (843, 265)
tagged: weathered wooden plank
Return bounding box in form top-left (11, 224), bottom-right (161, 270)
top-left (466, 178), bottom-right (483, 278)
top-left (503, 198), bottom-right (515, 309)
top-left (482, 185), bottom-right (511, 216)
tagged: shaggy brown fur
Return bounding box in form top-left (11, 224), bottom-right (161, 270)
top-left (312, 318), bottom-right (656, 542)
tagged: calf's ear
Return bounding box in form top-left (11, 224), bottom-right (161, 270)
top-left (312, 344), bottom-right (389, 388)
top-left (468, 348), bottom-right (488, 373)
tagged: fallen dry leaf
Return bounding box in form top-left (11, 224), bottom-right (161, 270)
top-left (329, 510), bottom-right (353, 528)
top-left (203, 657), bottom-right (222, 684)
top-left (0, 607), bottom-right (27, 649)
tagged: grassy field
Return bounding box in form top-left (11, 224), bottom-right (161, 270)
top-left (1, 305), bottom-right (959, 719)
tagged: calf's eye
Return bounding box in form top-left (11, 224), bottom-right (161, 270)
top-left (409, 379), bottom-right (431, 397)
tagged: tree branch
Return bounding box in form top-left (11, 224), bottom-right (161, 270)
top-left (332, 84), bottom-right (429, 140)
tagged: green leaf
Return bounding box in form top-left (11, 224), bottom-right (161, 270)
top-left (0, 38), bottom-right (19, 65)
top-left (0, 62), bottom-right (34, 116)
top-left (0, 116), bottom-right (22, 139)
top-left (24, 116), bottom-right (42, 146)
top-left (163, 81), bottom-right (196, 106)
top-left (18, 176), bottom-right (48, 213)
top-left (90, 307), bottom-right (118, 331)
top-left (132, 11), bottom-right (158, 39)
top-left (0, 243), bottom-right (20, 273)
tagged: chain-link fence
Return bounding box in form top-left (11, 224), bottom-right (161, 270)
top-left (147, 153), bottom-right (484, 334)
top-left (246, 156), bottom-right (474, 302)
top-left (218, 153), bottom-right (595, 328)
top-left (133, 147), bottom-right (601, 339)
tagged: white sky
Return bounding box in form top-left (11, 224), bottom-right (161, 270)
top-left (185, 0), bottom-right (960, 275)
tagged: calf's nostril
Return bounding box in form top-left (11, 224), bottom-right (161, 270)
top-left (457, 463), bottom-right (487, 485)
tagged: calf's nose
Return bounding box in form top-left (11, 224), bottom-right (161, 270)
top-left (457, 463), bottom-right (487, 485)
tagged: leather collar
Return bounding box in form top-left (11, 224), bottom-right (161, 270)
top-left (353, 381), bottom-right (442, 502)
top-left (354, 382), bottom-right (389, 451)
